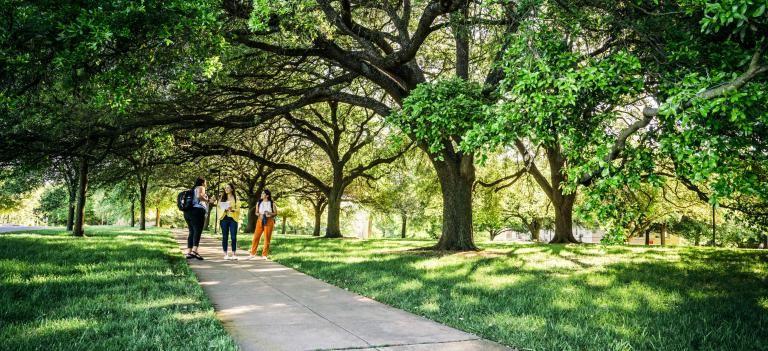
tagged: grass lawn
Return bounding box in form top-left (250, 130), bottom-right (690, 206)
top-left (269, 237), bottom-right (768, 351)
top-left (0, 226), bottom-right (237, 351)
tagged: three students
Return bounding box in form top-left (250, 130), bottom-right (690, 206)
top-left (183, 178), bottom-right (278, 261)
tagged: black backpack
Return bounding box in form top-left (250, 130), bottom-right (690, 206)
top-left (177, 189), bottom-right (195, 211)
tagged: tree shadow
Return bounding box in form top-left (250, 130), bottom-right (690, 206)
top-left (0, 228), bottom-right (238, 350)
top-left (270, 239), bottom-right (768, 350)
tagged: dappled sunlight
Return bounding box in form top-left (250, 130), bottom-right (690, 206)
top-left (396, 279), bottom-right (424, 292)
top-left (173, 311), bottom-right (213, 321)
top-left (269, 237), bottom-right (768, 350)
top-left (0, 227), bottom-right (238, 350)
top-left (31, 317), bottom-right (97, 337)
top-left (132, 297), bottom-right (198, 310)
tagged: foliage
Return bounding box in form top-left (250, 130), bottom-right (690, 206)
top-left (392, 78), bottom-right (488, 157)
top-left (34, 186), bottom-right (69, 225)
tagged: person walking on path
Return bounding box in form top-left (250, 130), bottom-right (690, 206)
top-left (185, 177), bottom-right (209, 260)
top-left (218, 183), bottom-right (241, 260)
top-left (249, 189), bottom-right (278, 259)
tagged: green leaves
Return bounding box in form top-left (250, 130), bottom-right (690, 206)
top-left (390, 77), bottom-right (489, 157)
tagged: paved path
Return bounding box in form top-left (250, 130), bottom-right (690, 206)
top-left (174, 231), bottom-right (513, 351)
top-left (0, 225), bottom-right (48, 233)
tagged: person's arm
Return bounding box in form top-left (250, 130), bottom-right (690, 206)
top-left (197, 186), bottom-right (210, 202)
top-left (232, 199), bottom-right (241, 216)
top-left (270, 204), bottom-right (278, 217)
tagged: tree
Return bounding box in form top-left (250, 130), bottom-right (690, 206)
top-left (224, 0), bottom-right (530, 249)
top-left (192, 102), bottom-right (409, 238)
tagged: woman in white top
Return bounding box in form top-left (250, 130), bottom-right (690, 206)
top-left (249, 189), bottom-right (278, 259)
top-left (185, 176), bottom-right (209, 260)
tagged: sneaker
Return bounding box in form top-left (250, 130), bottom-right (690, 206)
top-left (224, 255), bottom-right (229, 260)
top-left (247, 255), bottom-right (256, 260)
top-left (261, 256), bottom-right (269, 260)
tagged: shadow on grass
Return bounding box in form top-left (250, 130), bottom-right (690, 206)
top-left (270, 237), bottom-right (768, 351)
top-left (0, 227), bottom-right (238, 351)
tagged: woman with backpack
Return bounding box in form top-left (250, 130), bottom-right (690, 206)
top-left (185, 176), bottom-right (209, 260)
top-left (218, 183), bottom-right (241, 260)
top-left (249, 189), bottom-right (278, 259)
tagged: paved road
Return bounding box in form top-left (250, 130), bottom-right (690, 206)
top-left (0, 225), bottom-right (48, 233)
top-left (174, 230), bottom-right (514, 351)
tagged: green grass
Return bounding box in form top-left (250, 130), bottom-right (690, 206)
top-left (0, 226), bottom-right (238, 351)
top-left (269, 237), bottom-right (768, 351)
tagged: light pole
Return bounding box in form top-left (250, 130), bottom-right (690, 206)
top-left (210, 168), bottom-right (221, 235)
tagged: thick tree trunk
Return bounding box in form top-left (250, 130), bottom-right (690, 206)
top-left (546, 145), bottom-right (579, 244)
top-left (432, 154), bottom-right (477, 251)
top-left (72, 157), bottom-right (89, 237)
top-left (660, 223), bottom-right (667, 246)
top-left (550, 194), bottom-right (578, 243)
top-left (324, 188), bottom-right (343, 238)
top-left (139, 183), bottom-right (147, 231)
top-left (130, 200), bottom-right (135, 227)
top-left (401, 212), bottom-right (407, 239)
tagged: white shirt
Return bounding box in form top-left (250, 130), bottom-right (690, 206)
top-left (258, 201), bottom-right (275, 216)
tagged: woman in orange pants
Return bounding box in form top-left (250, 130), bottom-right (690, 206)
top-left (249, 189), bottom-right (278, 259)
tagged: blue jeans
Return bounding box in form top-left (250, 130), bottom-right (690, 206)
top-left (220, 217), bottom-right (238, 252)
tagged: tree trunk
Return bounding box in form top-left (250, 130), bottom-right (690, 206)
top-left (66, 202), bottom-right (75, 231)
top-left (130, 200), bottom-right (135, 227)
top-left (550, 194), bottom-right (578, 243)
top-left (72, 157), bottom-right (89, 237)
top-left (156, 207), bottom-right (160, 228)
top-left (367, 215), bottom-right (373, 239)
top-left (245, 193), bottom-right (259, 234)
top-left (281, 216), bottom-right (287, 235)
top-left (139, 183), bottom-right (147, 231)
top-left (401, 212), bottom-right (407, 239)
top-left (67, 180), bottom-right (79, 232)
top-left (528, 219), bottom-right (542, 242)
top-left (324, 188), bottom-right (343, 238)
top-left (711, 204), bottom-right (716, 246)
top-left (645, 229), bottom-right (650, 246)
top-left (312, 202), bottom-right (324, 237)
top-left (431, 154), bottom-right (477, 251)
top-left (545, 145), bottom-right (579, 244)
top-left (203, 209), bottom-right (211, 231)
top-left (660, 223), bottom-right (667, 246)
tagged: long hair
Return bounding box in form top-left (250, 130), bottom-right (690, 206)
top-left (194, 176), bottom-right (206, 188)
top-left (258, 189), bottom-right (275, 212)
top-left (221, 183), bottom-right (237, 203)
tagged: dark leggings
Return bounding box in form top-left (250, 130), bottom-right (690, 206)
top-left (184, 208), bottom-right (206, 249)
top-left (220, 217), bottom-right (238, 252)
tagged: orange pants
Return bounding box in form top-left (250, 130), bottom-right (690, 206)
top-left (251, 217), bottom-right (275, 256)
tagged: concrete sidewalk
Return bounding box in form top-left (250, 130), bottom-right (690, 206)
top-left (174, 230), bottom-right (514, 351)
